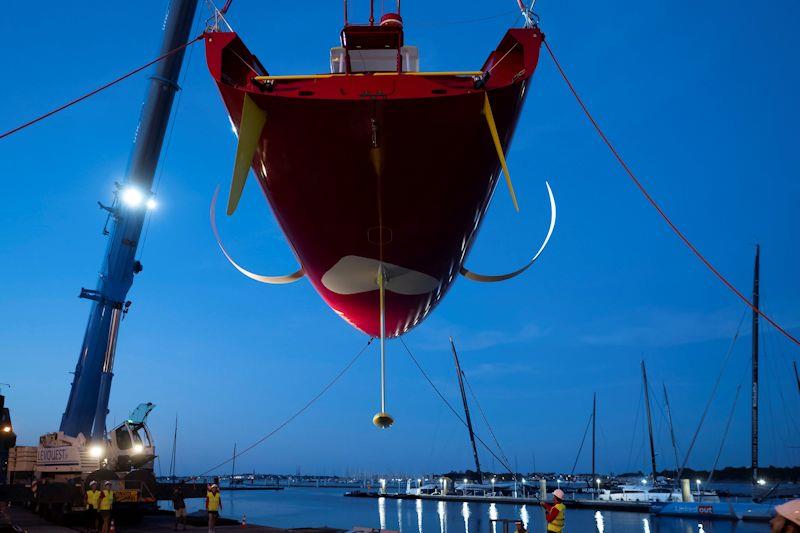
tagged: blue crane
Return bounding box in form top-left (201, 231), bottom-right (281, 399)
top-left (59, 0), bottom-right (199, 439)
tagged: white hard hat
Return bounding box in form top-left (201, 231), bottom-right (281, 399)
top-left (776, 499), bottom-right (800, 526)
top-left (553, 488), bottom-right (565, 500)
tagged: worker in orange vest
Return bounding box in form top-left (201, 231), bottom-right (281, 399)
top-left (541, 488), bottom-right (566, 532)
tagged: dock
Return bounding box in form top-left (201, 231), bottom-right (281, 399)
top-left (344, 491), bottom-right (651, 512)
top-left (3, 507), bottom-right (344, 532)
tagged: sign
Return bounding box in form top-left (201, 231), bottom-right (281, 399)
top-left (37, 446), bottom-right (79, 465)
top-left (114, 489), bottom-right (139, 503)
top-left (698, 505), bottom-right (713, 515)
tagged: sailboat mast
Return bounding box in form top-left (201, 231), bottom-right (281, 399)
top-left (450, 337), bottom-right (482, 483)
top-left (751, 244), bottom-right (760, 485)
top-left (641, 360), bottom-right (658, 482)
top-left (231, 442), bottom-right (237, 483)
top-left (662, 384), bottom-right (680, 472)
top-left (169, 414), bottom-right (178, 479)
top-left (592, 392), bottom-right (597, 483)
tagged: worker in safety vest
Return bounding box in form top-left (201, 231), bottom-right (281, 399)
top-left (85, 480), bottom-right (102, 532)
top-left (98, 481), bottom-right (114, 533)
top-left (205, 483), bottom-right (222, 532)
top-left (541, 488), bottom-right (566, 532)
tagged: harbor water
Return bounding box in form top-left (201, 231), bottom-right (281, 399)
top-left (172, 487), bottom-right (770, 532)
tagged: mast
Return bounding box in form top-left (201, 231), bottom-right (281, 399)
top-left (751, 244), bottom-right (760, 486)
top-left (169, 414), bottom-right (178, 479)
top-left (590, 392), bottom-right (597, 486)
top-left (450, 337), bottom-right (482, 483)
top-left (641, 360), bottom-right (658, 482)
top-left (662, 383), bottom-right (680, 472)
top-left (231, 442), bottom-right (237, 483)
top-left (59, 0), bottom-right (199, 439)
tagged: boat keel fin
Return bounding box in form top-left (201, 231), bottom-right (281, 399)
top-left (461, 181), bottom-right (556, 282)
top-left (370, 147), bottom-right (382, 177)
top-left (482, 93), bottom-right (520, 213)
top-left (211, 186), bottom-right (305, 284)
top-left (228, 94), bottom-right (267, 216)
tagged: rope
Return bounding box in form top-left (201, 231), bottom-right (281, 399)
top-left (676, 309), bottom-right (747, 480)
top-left (569, 412), bottom-right (593, 476)
top-left (411, 10), bottom-right (517, 28)
top-left (0, 34), bottom-right (205, 141)
top-left (461, 371), bottom-right (510, 466)
top-left (542, 39), bottom-right (800, 349)
top-left (194, 338), bottom-right (373, 477)
top-left (706, 365), bottom-right (748, 486)
top-left (625, 382), bottom-right (643, 473)
top-left (398, 337), bottom-right (520, 479)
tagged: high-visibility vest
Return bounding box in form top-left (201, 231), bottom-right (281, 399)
top-left (547, 502), bottom-right (566, 532)
top-left (86, 489), bottom-right (101, 509)
top-left (206, 491), bottom-right (221, 512)
top-left (99, 489), bottom-right (114, 511)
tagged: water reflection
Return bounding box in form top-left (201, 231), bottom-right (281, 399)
top-left (461, 502), bottom-right (471, 533)
top-left (378, 497), bottom-right (386, 530)
top-left (397, 499), bottom-right (403, 533)
top-left (520, 505), bottom-right (530, 531)
top-left (595, 510), bottom-right (605, 532)
top-left (363, 495), bottom-right (755, 533)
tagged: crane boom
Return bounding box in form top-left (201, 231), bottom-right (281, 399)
top-left (60, 0), bottom-right (199, 438)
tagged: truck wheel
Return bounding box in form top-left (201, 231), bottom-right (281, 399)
top-left (51, 503), bottom-right (66, 524)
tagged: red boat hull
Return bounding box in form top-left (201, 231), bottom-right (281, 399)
top-left (205, 29), bottom-right (543, 337)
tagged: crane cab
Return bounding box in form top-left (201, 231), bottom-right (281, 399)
top-left (107, 402), bottom-right (155, 471)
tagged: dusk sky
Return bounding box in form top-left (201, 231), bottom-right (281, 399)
top-left (1, 0), bottom-right (799, 478)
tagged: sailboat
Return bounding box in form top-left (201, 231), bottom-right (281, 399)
top-left (599, 362), bottom-right (719, 504)
top-left (652, 245), bottom-right (776, 521)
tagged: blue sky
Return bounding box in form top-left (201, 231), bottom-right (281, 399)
top-left (1, 0), bottom-right (799, 477)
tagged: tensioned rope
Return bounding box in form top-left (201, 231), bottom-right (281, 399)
top-left (399, 339), bottom-right (511, 470)
top-left (461, 370), bottom-right (511, 466)
top-left (705, 364), bottom-right (748, 486)
top-left (398, 337), bottom-right (525, 483)
top-left (569, 411), bottom-right (593, 476)
top-left (542, 38), bottom-right (800, 349)
top-left (0, 34), bottom-right (205, 141)
top-left (675, 308), bottom-right (747, 481)
top-left (193, 338), bottom-right (373, 478)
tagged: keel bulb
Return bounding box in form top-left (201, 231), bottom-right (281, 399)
top-left (373, 412), bottom-right (394, 429)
